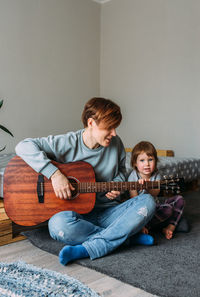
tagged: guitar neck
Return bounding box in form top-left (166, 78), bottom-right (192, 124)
top-left (76, 181), bottom-right (160, 193)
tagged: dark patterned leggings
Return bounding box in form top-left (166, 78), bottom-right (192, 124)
top-left (148, 195), bottom-right (185, 229)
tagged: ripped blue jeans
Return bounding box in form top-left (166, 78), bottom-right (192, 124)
top-left (48, 194), bottom-right (156, 260)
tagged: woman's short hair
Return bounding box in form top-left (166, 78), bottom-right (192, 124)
top-left (82, 97), bottom-right (122, 129)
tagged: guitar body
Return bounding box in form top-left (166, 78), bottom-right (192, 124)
top-left (4, 156), bottom-right (96, 226)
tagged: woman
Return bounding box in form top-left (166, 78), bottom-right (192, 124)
top-left (16, 97), bottom-right (156, 265)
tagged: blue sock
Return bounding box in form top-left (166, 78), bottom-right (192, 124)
top-left (59, 245), bottom-right (89, 265)
top-left (130, 233), bottom-right (154, 246)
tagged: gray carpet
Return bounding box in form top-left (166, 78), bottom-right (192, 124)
top-left (23, 190), bottom-right (200, 297)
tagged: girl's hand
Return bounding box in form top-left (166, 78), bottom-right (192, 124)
top-left (106, 190), bottom-right (120, 200)
top-left (138, 178), bottom-right (150, 184)
top-left (141, 226), bottom-right (149, 234)
top-left (138, 178), bottom-right (160, 197)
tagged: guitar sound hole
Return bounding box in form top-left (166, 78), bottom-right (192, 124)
top-left (68, 177), bottom-right (78, 199)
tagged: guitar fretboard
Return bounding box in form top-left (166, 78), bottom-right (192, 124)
top-left (75, 181), bottom-right (160, 193)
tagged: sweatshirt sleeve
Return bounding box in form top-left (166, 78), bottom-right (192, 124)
top-left (112, 138), bottom-right (127, 182)
top-left (15, 135), bottom-right (62, 179)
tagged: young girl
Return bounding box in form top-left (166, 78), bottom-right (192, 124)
top-left (128, 141), bottom-right (185, 239)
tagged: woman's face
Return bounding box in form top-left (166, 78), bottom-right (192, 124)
top-left (90, 119), bottom-right (117, 147)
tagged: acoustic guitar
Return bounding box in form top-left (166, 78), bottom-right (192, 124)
top-left (3, 156), bottom-right (183, 226)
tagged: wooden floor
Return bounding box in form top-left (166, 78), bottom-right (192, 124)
top-left (0, 238), bottom-right (158, 297)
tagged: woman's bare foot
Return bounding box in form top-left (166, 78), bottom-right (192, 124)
top-left (162, 224), bottom-right (176, 239)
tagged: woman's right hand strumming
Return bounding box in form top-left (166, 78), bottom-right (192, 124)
top-left (50, 169), bottom-right (75, 200)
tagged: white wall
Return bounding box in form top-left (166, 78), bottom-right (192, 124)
top-left (100, 0), bottom-right (200, 157)
top-left (0, 0), bottom-right (100, 153)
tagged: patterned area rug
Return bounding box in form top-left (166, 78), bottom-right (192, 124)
top-left (0, 261), bottom-right (99, 297)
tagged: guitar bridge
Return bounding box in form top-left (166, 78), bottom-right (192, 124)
top-left (37, 174), bottom-right (44, 203)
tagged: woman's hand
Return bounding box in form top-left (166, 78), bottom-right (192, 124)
top-left (106, 190), bottom-right (120, 200)
top-left (51, 169), bottom-right (75, 200)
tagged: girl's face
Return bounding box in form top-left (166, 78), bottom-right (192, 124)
top-left (135, 151), bottom-right (156, 179)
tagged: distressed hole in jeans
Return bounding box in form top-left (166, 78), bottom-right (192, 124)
top-left (137, 206), bottom-right (148, 217)
top-left (58, 230), bottom-right (64, 238)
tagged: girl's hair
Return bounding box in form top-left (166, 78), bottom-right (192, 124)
top-left (131, 141), bottom-right (158, 171)
top-left (82, 97), bottom-right (122, 129)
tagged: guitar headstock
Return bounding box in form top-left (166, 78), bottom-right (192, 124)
top-left (160, 175), bottom-right (185, 194)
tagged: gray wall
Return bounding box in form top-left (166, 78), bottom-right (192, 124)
top-left (1, 0), bottom-right (199, 158)
top-left (100, 0), bottom-right (200, 157)
top-left (0, 0), bottom-right (100, 153)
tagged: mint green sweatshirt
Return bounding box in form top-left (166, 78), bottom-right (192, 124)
top-left (15, 129), bottom-right (126, 207)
